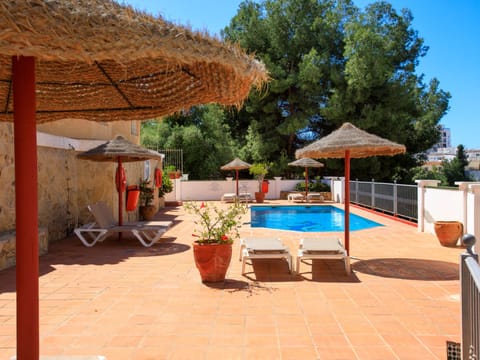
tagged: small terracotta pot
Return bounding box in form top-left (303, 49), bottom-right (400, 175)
top-left (193, 242), bottom-right (232, 282)
top-left (139, 205), bottom-right (157, 221)
top-left (254, 192), bottom-right (265, 203)
top-left (434, 221), bottom-right (463, 247)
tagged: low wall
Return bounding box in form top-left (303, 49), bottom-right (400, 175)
top-left (417, 180), bottom-right (480, 240)
top-left (0, 228), bottom-right (48, 271)
top-left (179, 178), bottom-right (303, 201)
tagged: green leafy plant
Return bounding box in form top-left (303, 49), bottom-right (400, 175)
top-left (184, 201), bottom-right (248, 244)
top-left (158, 174), bottom-right (173, 197)
top-left (295, 181), bottom-right (330, 192)
top-left (249, 162), bottom-right (270, 192)
top-left (139, 179), bottom-right (154, 207)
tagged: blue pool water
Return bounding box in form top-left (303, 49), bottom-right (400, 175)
top-left (250, 205), bottom-right (383, 232)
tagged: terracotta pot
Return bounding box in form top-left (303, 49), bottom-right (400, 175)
top-left (139, 205), bottom-right (157, 220)
top-left (434, 221), bottom-right (463, 247)
top-left (193, 242), bottom-right (232, 282)
top-left (255, 192), bottom-right (265, 203)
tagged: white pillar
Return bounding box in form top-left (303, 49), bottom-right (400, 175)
top-left (273, 177), bottom-right (282, 199)
top-left (468, 184), bottom-right (480, 240)
top-left (415, 180), bottom-right (440, 233)
top-left (455, 182), bottom-right (470, 235)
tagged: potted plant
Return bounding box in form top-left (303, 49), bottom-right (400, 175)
top-left (249, 162), bottom-right (270, 203)
top-left (165, 165), bottom-right (181, 179)
top-left (139, 179), bottom-right (156, 220)
top-left (158, 173), bottom-right (173, 208)
top-left (184, 201), bottom-right (248, 282)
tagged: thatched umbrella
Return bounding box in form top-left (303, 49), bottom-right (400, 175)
top-left (78, 135), bottom-right (163, 227)
top-left (221, 158), bottom-right (252, 196)
top-left (0, 0), bottom-right (267, 356)
top-left (288, 158), bottom-right (324, 197)
top-left (296, 122), bottom-right (406, 255)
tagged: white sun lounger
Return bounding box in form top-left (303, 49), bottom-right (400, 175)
top-left (240, 237), bottom-right (292, 274)
top-left (306, 192), bottom-right (324, 203)
top-left (287, 192), bottom-right (305, 202)
top-left (74, 202), bottom-right (172, 247)
top-left (221, 192), bottom-right (252, 202)
top-left (296, 237), bottom-right (350, 274)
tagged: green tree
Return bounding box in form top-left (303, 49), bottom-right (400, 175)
top-left (222, 0), bottom-right (450, 181)
top-left (141, 105), bottom-right (240, 180)
top-left (442, 144), bottom-right (470, 186)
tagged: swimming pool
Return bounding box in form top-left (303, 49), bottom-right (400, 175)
top-left (250, 205), bottom-right (383, 232)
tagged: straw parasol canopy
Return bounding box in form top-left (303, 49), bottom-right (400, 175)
top-left (221, 158), bottom-right (252, 196)
top-left (1, 1), bottom-right (267, 357)
top-left (288, 158), bottom-right (324, 196)
top-left (0, 0), bottom-right (268, 124)
top-left (77, 135), bottom-right (163, 163)
top-left (295, 122), bottom-right (406, 159)
top-left (78, 136), bottom-right (163, 226)
top-left (296, 122), bottom-right (406, 256)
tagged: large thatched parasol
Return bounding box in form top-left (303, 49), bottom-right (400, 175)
top-left (221, 158), bottom-right (252, 196)
top-left (288, 158), bottom-right (324, 197)
top-left (296, 122), bottom-right (406, 255)
top-left (78, 135), bottom-right (163, 227)
top-left (0, 0), bottom-right (267, 356)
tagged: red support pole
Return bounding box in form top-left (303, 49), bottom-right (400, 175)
top-left (235, 170), bottom-right (239, 196)
top-left (12, 56), bottom-right (39, 359)
top-left (344, 150), bottom-right (351, 255)
top-left (117, 160), bottom-right (123, 226)
top-left (305, 167), bottom-right (309, 197)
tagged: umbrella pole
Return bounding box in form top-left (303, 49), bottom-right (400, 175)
top-left (344, 150), bottom-right (351, 255)
top-left (117, 160), bottom-right (124, 227)
top-left (305, 167), bottom-right (309, 197)
top-left (13, 56), bottom-right (39, 358)
top-left (236, 169), bottom-right (239, 196)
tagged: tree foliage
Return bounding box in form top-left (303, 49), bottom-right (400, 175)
top-left (410, 144), bottom-right (471, 186)
top-left (140, 105), bottom-right (240, 180)
top-left (222, 0), bottom-right (450, 181)
top-left (142, 0), bottom-right (450, 182)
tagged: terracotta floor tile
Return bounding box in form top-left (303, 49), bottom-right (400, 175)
top-left (281, 346), bottom-right (319, 359)
top-left (244, 346), bottom-right (281, 359)
top-left (1, 201), bottom-right (464, 359)
top-left (315, 346), bottom-right (358, 359)
top-left (353, 345), bottom-right (398, 360)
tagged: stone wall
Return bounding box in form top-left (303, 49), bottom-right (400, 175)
top-left (0, 123), bottom-right (15, 233)
top-left (0, 228), bottom-right (48, 270)
top-left (0, 121), bottom-right (147, 243)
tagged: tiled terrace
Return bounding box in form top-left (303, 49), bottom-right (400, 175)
top-left (0, 201), bottom-right (464, 359)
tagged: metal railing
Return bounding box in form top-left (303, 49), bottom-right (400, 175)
top-left (460, 234), bottom-right (480, 360)
top-left (349, 180), bottom-right (418, 221)
top-left (145, 147), bottom-right (184, 174)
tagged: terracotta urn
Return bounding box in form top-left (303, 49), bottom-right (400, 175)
top-left (193, 242), bottom-right (232, 282)
top-left (434, 221), bottom-right (463, 247)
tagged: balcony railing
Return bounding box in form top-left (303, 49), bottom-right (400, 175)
top-left (349, 180), bottom-right (418, 221)
top-left (460, 234), bottom-right (480, 360)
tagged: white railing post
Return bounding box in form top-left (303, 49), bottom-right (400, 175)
top-left (415, 179), bottom-right (440, 233)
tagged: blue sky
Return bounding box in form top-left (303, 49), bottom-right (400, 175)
top-left (122, 0), bottom-right (480, 149)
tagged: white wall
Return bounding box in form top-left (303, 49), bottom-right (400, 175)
top-left (174, 178), bottom-right (304, 201)
top-left (417, 180), bottom-right (480, 240)
top-left (422, 187), bottom-right (463, 233)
